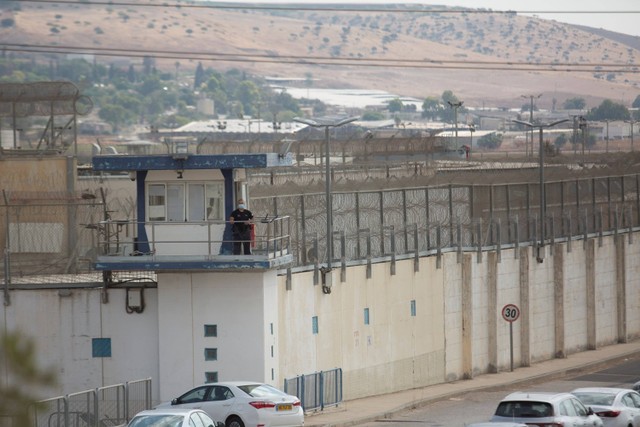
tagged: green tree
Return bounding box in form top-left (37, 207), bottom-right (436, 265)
top-left (563, 97), bottom-right (586, 110)
top-left (477, 132), bottom-right (503, 149)
top-left (235, 81), bottom-right (260, 116)
top-left (587, 99), bottom-right (630, 121)
top-left (361, 110), bottom-right (385, 121)
top-left (554, 133), bottom-right (568, 148)
top-left (98, 104), bottom-right (130, 131)
top-left (421, 96), bottom-right (443, 120)
top-left (388, 98), bottom-right (403, 113)
top-left (194, 62), bottom-right (205, 90)
top-left (0, 331), bottom-right (57, 426)
top-left (632, 94), bottom-right (640, 109)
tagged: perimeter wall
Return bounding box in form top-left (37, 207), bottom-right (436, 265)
top-left (1, 232), bottom-right (639, 402)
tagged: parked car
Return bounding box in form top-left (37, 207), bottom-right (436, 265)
top-left (490, 391), bottom-right (603, 426)
top-left (126, 408), bottom-right (222, 427)
top-left (467, 423), bottom-right (527, 427)
top-left (572, 387), bottom-right (640, 427)
top-left (157, 381), bottom-right (304, 427)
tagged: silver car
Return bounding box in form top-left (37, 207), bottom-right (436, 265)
top-left (126, 408), bottom-right (222, 427)
top-left (572, 387), bottom-right (640, 427)
top-left (490, 391), bottom-right (603, 426)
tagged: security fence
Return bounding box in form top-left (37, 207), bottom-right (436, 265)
top-left (284, 368), bottom-right (343, 412)
top-left (32, 378), bottom-right (151, 427)
top-left (251, 173), bottom-right (640, 269)
top-left (3, 172), bottom-right (640, 286)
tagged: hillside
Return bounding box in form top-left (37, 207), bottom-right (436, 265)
top-left (2, 1), bottom-right (640, 108)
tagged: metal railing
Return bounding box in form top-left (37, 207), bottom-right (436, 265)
top-left (90, 216), bottom-right (291, 259)
top-left (32, 378), bottom-right (151, 427)
top-left (284, 368), bottom-right (342, 412)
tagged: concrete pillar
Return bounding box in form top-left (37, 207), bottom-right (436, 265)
top-left (554, 247), bottom-right (566, 358)
top-left (616, 236), bottom-right (627, 343)
top-left (488, 252), bottom-right (498, 373)
top-left (586, 239), bottom-right (597, 350)
top-left (519, 247), bottom-right (531, 367)
top-left (461, 253), bottom-right (473, 379)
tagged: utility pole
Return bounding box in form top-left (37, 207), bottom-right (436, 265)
top-left (447, 101), bottom-right (464, 150)
top-left (521, 94), bottom-right (542, 157)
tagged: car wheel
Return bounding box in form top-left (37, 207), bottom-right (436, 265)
top-left (226, 416), bottom-right (244, 427)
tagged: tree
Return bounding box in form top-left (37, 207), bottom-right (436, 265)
top-left (388, 98), bottom-right (403, 113)
top-left (477, 132), bottom-right (503, 149)
top-left (234, 81), bottom-right (260, 116)
top-left (563, 97), bottom-right (586, 110)
top-left (361, 111), bottom-right (385, 121)
top-left (587, 99), bottom-right (630, 121)
top-left (554, 133), bottom-right (568, 148)
top-left (632, 94), bottom-right (640, 109)
top-left (0, 331), bottom-right (56, 426)
top-left (194, 62), bottom-right (205, 90)
top-left (421, 96), bottom-right (443, 120)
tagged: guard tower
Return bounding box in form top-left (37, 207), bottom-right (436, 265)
top-left (92, 146), bottom-right (293, 400)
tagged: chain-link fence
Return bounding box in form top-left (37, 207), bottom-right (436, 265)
top-left (32, 379), bottom-right (151, 427)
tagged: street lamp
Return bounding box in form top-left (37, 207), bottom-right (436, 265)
top-left (468, 123), bottom-right (476, 158)
top-left (447, 101), bottom-right (464, 149)
top-left (521, 94), bottom-right (542, 157)
top-left (293, 115), bottom-right (359, 294)
top-left (512, 118), bottom-right (569, 263)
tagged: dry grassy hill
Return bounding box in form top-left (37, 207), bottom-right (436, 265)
top-left (2, 1), bottom-right (640, 108)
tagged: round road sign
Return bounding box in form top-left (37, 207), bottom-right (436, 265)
top-left (502, 304), bottom-right (520, 322)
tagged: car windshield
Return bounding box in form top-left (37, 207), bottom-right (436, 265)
top-left (573, 392), bottom-right (616, 406)
top-left (128, 414), bottom-right (183, 427)
top-left (238, 383), bottom-right (288, 398)
top-left (495, 401), bottom-right (553, 418)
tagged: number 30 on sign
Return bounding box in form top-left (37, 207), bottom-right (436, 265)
top-left (502, 304), bottom-right (520, 322)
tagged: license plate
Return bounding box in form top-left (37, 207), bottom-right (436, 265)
top-left (277, 404), bottom-right (293, 411)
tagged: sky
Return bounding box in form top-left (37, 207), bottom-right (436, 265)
top-left (218, 0), bottom-right (640, 38)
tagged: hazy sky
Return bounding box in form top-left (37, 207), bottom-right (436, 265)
top-left (220, 0), bottom-right (640, 37)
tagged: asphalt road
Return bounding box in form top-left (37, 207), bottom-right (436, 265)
top-left (356, 354), bottom-right (640, 426)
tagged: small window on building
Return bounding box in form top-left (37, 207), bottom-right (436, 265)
top-left (270, 323), bottom-right (274, 335)
top-left (271, 368), bottom-right (275, 381)
top-left (204, 348), bottom-right (217, 361)
top-left (364, 308), bottom-right (370, 325)
top-left (204, 325), bottom-right (217, 337)
top-left (312, 316), bottom-right (319, 335)
top-left (410, 300), bottom-right (416, 317)
top-left (271, 345), bottom-right (274, 357)
top-left (205, 372), bottom-right (218, 383)
top-left (92, 338), bottom-right (112, 358)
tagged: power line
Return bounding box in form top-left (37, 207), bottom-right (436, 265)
top-left (3, 43), bottom-right (639, 73)
top-left (13, 0), bottom-right (640, 15)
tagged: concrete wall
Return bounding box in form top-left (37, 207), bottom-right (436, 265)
top-left (2, 233), bottom-right (640, 403)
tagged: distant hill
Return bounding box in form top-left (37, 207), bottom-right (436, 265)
top-left (2, 2), bottom-right (640, 109)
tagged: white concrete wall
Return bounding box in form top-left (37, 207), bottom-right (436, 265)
top-left (157, 271), bottom-right (279, 402)
top-left (3, 232), bottom-right (640, 404)
top-left (0, 288), bottom-right (159, 399)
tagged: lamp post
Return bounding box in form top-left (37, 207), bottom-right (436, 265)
top-left (512, 118), bottom-right (569, 263)
top-left (625, 119), bottom-right (636, 152)
top-left (468, 123), bottom-right (476, 158)
top-left (447, 101), bottom-right (464, 149)
top-left (293, 115), bottom-right (359, 293)
top-left (521, 94), bottom-right (542, 158)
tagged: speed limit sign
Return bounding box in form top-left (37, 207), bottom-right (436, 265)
top-left (502, 304), bottom-right (520, 322)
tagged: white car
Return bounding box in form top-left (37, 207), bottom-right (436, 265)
top-left (466, 423), bottom-right (527, 427)
top-left (572, 387), bottom-right (640, 427)
top-left (157, 381), bottom-right (304, 427)
top-left (490, 391), bottom-right (603, 426)
top-left (126, 408), bottom-right (221, 427)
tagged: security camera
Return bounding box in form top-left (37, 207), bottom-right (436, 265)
top-left (128, 171), bottom-right (136, 181)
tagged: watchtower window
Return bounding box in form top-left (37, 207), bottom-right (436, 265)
top-left (147, 182), bottom-right (224, 222)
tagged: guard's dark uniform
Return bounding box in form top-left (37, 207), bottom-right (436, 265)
top-left (230, 208), bottom-right (253, 255)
